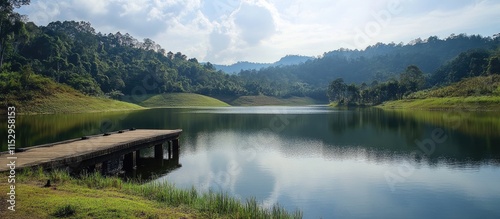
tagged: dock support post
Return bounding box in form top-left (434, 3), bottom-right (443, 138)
top-left (154, 144), bottom-right (164, 160)
top-left (101, 161), bottom-right (108, 175)
top-left (123, 151), bottom-right (136, 171)
top-left (87, 164), bottom-right (96, 173)
top-left (172, 138), bottom-right (179, 159)
top-left (167, 141), bottom-right (172, 159)
top-left (135, 150), bottom-right (141, 167)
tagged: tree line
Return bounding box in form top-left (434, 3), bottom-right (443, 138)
top-left (1, 1), bottom-right (249, 100)
top-left (327, 48), bottom-right (500, 105)
top-left (1, 0), bottom-right (499, 104)
top-left (1, 19), bottom-right (249, 98)
top-left (327, 65), bottom-right (426, 105)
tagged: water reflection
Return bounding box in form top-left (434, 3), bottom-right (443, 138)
top-left (162, 130), bottom-right (500, 218)
top-left (108, 144), bottom-right (181, 180)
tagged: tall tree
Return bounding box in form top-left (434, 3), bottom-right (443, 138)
top-left (0, 0), bottom-right (30, 68)
top-left (399, 65), bottom-right (425, 95)
top-left (327, 78), bottom-right (346, 102)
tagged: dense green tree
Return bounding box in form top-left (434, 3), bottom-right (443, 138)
top-left (345, 83), bottom-right (360, 104)
top-left (487, 48), bottom-right (500, 75)
top-left (0, 0), bottom-right (30, 68)
top-left (430, 49), bottom-right (491, 85)
top-left (399, 65), bottom-right (425, 95)
top-left (327, 78), bottom-right (346, 102)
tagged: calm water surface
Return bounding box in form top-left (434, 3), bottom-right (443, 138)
top-left (2, 106), bottom-right (500, 218)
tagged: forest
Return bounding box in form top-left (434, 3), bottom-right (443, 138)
top-left (326, 48), bottom-right (500, 106)
top-left (1, 0), bottom-right (499, 105)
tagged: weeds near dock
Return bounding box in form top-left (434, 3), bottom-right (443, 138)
top-left (17, 169), bottom-right (302, 219)
top-left (127, 180), bottom-right (302, 218)
top-left (78, 171), bottom-right (123, 189)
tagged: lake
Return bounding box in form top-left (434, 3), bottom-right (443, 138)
top-left (2, 106), bottom-right (500, 218)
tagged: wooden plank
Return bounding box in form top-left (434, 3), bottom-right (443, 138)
top-left (0, 129), bottom-right (181, 172)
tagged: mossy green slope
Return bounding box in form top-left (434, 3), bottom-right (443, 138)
top-left (1, 74), bottom-right (144, 114)
top-left (379, 75), bottom-right (500, 111)
top-left (135, 93), bottom-right (230, 107)
top-left (18, 92), bottom-right (145, 114)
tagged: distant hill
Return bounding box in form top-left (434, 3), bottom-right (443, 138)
top-left (214, 55), bottom-right (314, 74)
top-left (236, 34), bottom-right (499, 99)
top-left (129, 93), bottom-right (230, 107)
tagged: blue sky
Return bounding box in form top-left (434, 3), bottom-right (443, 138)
top-left (16, 0), bottom-right (500, 64)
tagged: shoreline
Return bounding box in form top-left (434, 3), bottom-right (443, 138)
top-left (328, 96), bottom-right (500, 112)
top-left (5, 92), bottom-right (499, 115)
top-left (376, 96), bottom-right (500, 111)
top-left (3, 93), bottom-right (329, 115)
top-left (0, 169), bottom-right (302, 218)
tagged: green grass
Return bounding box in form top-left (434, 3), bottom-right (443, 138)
top-left (127, 93), bottom-right (230, 107)
top-left (231, 95), bottom-right (325, 106)
top-left (409, 75), bottom-right (500, 98)
top-left (0, 169), bottom-right (302, 219)
top-left (17, 92), bottom-right (145, 114)
top-left (52, 204), bottom-right (77, 218)
top-left (379, 75), bottom-right (500, 111)
top-left (1, 74), bottom-right (144, 114)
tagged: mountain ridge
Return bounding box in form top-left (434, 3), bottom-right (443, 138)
top-left (213, 55), bottom-right (315, 74)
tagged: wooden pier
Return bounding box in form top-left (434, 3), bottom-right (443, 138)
top-left (0, 129), bottom-right (182, 173)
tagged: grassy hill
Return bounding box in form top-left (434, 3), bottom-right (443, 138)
top-left (231, 95), bottom-right (326, 106)
top-left (129, 93), bottom-right (230, 107)
top-left (0, 74), bottom-right (143, 114)
top-left (379, 75), bottom-right (500, 110)
top-left (15, 92), bottom-right (145, 114)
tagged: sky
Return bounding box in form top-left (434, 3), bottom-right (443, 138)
top-left (15, 0), bottom-right (500, 64)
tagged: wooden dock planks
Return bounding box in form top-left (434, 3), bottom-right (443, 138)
top-left (0, 129), bottom-right (182, 172)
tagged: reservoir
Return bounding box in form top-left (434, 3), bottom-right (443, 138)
top-left (2, 106), bottom-right (500, 218)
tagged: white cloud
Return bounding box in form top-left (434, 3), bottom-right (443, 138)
top-left (73, 0), bottom-right (110, 15)
top-left (118, 0), bottom-right (150, 16)
top-left (233, 2), bottom-right (276, 45)
top-left (24, 1), bottom-right (64, 24)
top-left (15, 0), bottom-right (500, 64)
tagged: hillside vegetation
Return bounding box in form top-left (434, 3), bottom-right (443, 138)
top-left (379, 75), bottom-right (500, 110)
top-left (1, 1), bottom-right (499, 111)
top-left (213, 55), bottom-right (314, 74)
top-left (409, 75), bottom-right (500, 98)
top-left (19, 92), bottom-right (144, 114)
top-left (325, 45), bottom-right (500, 109)
top-left (0, 70), bottom-right (143, 114)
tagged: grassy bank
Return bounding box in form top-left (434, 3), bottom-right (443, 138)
top-left (378, 75), bottom-right (500, 111)
top-left (1, 74), bottom-right (144, 114)
top-left (125, 93), bottom-right (230, 107)
top-left (231, 95), bottom-right (325, 106)
top-left (11, 92), bottom-right (144, 114)
top-left (0, 169), bottom-right (302, 219)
